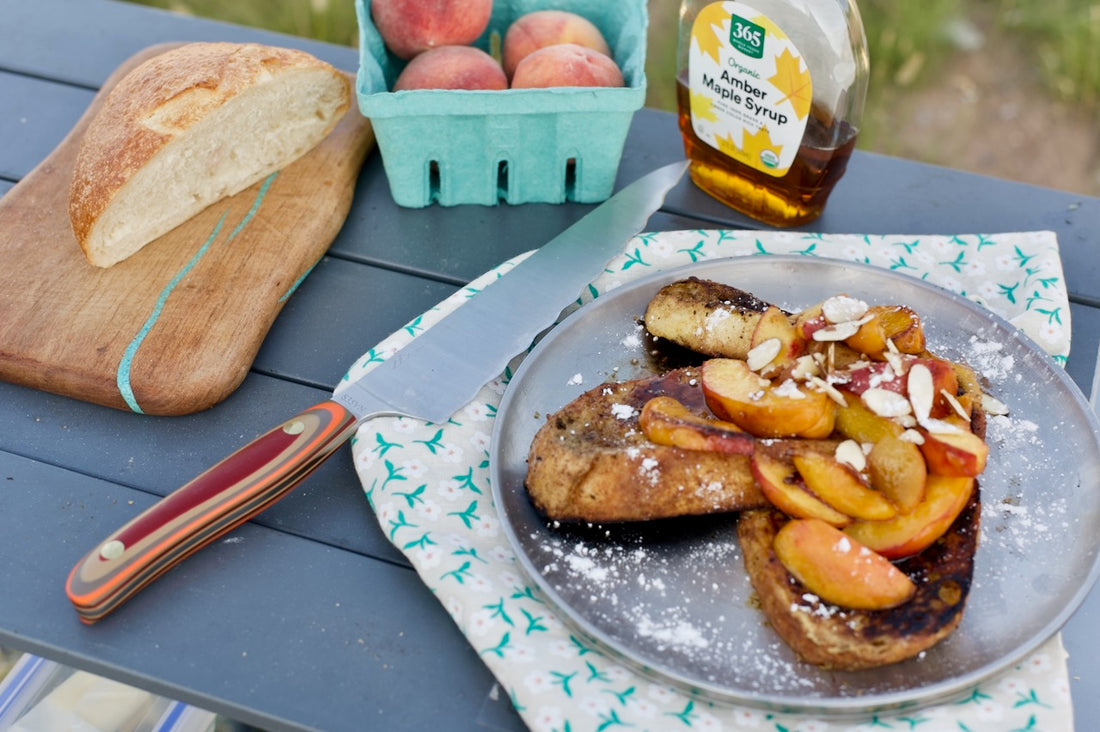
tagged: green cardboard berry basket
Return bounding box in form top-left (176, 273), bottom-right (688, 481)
top-left (355, 0), bottom-right (648, 207)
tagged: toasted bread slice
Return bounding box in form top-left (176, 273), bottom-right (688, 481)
top-left (526, 368), bottom-right (767, 522)
top-left (739, 487), bottom-right (979, 670)
top-left (740, 400), bottom-right (986, 671)
top-left (644, 277), bottom-right (771, 359)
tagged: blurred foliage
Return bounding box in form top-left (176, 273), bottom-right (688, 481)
top-left (996, 0), bottom-right (1100, 106)
top-left (128, 0), bottom-right (1099, 111)
top-left (131, 0), bottom-right (359, 47)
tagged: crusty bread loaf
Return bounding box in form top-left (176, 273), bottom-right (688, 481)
top-left (70, 42), bottom-right (351, 267)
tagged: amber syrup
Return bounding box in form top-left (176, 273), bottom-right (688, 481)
top-left (676, 78), bottom-right (858, 227)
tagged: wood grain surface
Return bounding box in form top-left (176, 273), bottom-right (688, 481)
top-left (0, 43), bottom-right (375, 415)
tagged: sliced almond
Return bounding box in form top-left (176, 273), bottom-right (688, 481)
top-left (941, 389), bottom-right (970, 420)
top-left (921, 417), bottom-right (964, 434)
top-left (981, 393), bottom-right (1009, 416)
top-left (790, 354), bottom-right (820, 380)
top-left (883, 349), bottom-right (905, 379)
top-left (812, 320), bottom-right (862, 342)
top-left (809, 376), bottom-right (848, 406)
top-left (821, 295), bottom-right (869, 324)
top-left (746, 338), bottom-right (782, 372)
top-left (898, 428), bottom-right (925, 444)
top-left (907, 363), bottom-right (934, 422)
top-left (834, 439), bottom-right (867, 471)
top-left (862, 388), bottom-right (912, 418)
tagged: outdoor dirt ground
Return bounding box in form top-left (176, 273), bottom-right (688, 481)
top-left (863, 23), bottom-right (1100, 198)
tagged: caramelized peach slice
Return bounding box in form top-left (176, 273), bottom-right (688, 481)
top-left (844, 475), bottom-right (974, 559)
top-left (639, 396), bottom-right (754, 455)
top-left (774, 518), bottom-right (916, 610)
top-left (866, 434), bottom-right (927, 512)
top-left (839, 356), bottom-right (956, 408)
top-left (845, 305), bottom-right (925, 357)
top-left (751, 453), bottom-right (850, 527)
top-left (793, 452), bottom-right (897, 521)
top-left (919, 427), bottom-right (989, 477)
top-left (747, 306), bottom-right (805, 373)
top-left (701, 358), bottom-right (836, 439)
top-left (791, 300), bottom-right (828, 340)
top-left (835, 398), bottom-right (904, 443)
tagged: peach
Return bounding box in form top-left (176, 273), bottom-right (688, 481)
top-left (510, 43), bottom-right (624, 89)
top-left (639, 396), bottom-right (755, 455)
top-left (774, 518), bottom-right (916, 610)
top-left (834, 397), bottom-right (904, 443)
top-left (838, 356), bottom-right (959, 417)
top-left (845, 475), bottom-right (974, 559)
top-left (502, 10), bottom-right (612, 79)
top-left (751, 453), bottom-right (850, 527)
top-left (747, 305), bottom-right (805, 374)
top-left (792, 452), bottom-right (897, 521)
top-left (918, 427), bottom-right (989, 478)
top-left (371, 0), bottom-right (492, 60)
top-left (866, 434), bottom-right (927, 512)
top-left (701, 358), bottom-right (835, 439)
top-left (393, 46), bottom-right (507, 91)
top-left (792, 300), bottom-right (828, 340)
top-left (845, 305), bottom-right (925, 357)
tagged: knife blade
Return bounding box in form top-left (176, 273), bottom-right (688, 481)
top-left (66, 161), bottom-right (687, 623)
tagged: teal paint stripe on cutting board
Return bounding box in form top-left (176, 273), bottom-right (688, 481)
top-left (116, 173), bottom-right (278, 413)
top-left (279, 260), bottom-right (318, 303)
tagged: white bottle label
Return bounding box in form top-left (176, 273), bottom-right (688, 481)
top-left (688, 2), bottom-right (811, 176)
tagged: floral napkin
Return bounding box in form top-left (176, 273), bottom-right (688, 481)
top-left (343, 230), bottom-right (1072, 731)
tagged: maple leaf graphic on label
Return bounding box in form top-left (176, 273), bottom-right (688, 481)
top-left (693, 3), bottom-right (729, 65)
top-left (715, 130), bottom-right (743, 160)
top-left (741, 125), bottom-right (783, 168)
top-left (690, 89), bottom-right (718, 123)
top-left (768, 48), bottom-right (812, 121)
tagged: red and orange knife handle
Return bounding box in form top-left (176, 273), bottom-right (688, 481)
top-left (66, 400), bottom-right (359, 624)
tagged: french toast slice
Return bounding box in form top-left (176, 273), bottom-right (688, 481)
top-left (525, 366), bottom-right (842, 522)
top-left (525, 368), bottom-right (767, 522)
top-left (738, 488), bottom-right (979, 670)
top-left (738, 370), bottom-right (988, 671)
top-left (643, 277), bottom-right (772, 359)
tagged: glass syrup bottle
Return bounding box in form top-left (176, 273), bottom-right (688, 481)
top-left (677, 0), bottom-right (869, 226)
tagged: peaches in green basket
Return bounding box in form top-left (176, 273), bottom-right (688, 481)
top-left (511, 44), bottom-right (624, 89)
top-left (502, 10), bottom-right (612, 79)
top-left (393, 46), bottom-right (507, 91)
top-left (372, 0), bottom-right (493, 60)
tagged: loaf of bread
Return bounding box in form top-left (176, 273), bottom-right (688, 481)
top-left (69, 42), bottom-right (351, 267)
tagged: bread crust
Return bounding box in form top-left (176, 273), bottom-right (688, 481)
top-left (738, 490), bottom-right (979, 670)
top-left (69, 42), bottom-right (350, 266)
top-left (644, 277), bottom-right (771, 359)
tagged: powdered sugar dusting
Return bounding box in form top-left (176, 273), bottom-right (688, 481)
top-left (528, 524), bottom-right (822, 691)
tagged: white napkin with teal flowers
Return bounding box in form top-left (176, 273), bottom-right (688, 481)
top-left (344, 230), bottom-right (1073, 732)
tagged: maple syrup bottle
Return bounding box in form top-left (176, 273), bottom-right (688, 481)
top-left (677, 1), bottom-right (869, 226)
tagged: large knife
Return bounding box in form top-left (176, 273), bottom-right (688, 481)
top-left (66, 161), bottom-right (687, 623)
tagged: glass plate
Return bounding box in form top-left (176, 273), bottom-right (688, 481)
top-left (489, 255), bottom-right (1100, 716)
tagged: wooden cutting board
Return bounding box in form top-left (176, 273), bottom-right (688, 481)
top-left (0, 43), bottom-right (375, 415)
